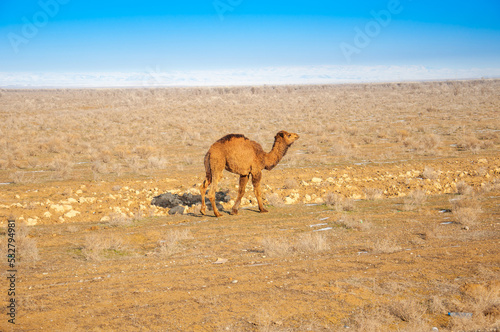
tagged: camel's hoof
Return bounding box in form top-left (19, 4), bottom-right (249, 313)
top-left (260, 208), bottom-right (269, 213)
top-left (230, 209), bottom-right (239, 215)
top-left (214, 211), bottom-right (222, 218)
top-left (200, 207), bottom-right (206, 215)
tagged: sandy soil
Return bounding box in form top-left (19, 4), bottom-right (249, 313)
top-left (1, 82), bottom-right (499, 331)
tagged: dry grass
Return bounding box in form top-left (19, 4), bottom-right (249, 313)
top-left (364, 188), bottom-right (384, 200)
top-left (337, 214), bottom-right (372, 231)
top-left (456, 181), bottom-right (473, 195)
top-left (82, 233), bottom-right (126, 261)
top-left (295, 232), bottom-right (330, 252)
top-left (262, 236), bottom-right (293, 257)
top-left (1, 80), bottom-right (498, 183)
top-left (450, 196), bottom-right (483, 227)
top-left (325, 192), bottom-right (355, 212)
top-left (265, 193), bottom-right (284, 207)
top-left (156, 229), bottom-right (192, 257)
top-left (262, 232), bottom-right (330, 257)
top-left (403, 190), bottom-right (427, 211)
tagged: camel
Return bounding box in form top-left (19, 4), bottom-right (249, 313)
top-left (200, 130), bottom-right (299, 217)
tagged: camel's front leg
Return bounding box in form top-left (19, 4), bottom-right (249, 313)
top-left (251, 172), bottom-right (268, 213)
top-left (231, 175), bottom-right (249, 215)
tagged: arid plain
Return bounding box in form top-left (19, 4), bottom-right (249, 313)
top-left (1, 80), bottom-right (499, 331)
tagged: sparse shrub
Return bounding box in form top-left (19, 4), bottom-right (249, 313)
top-left (422, 166), bottom-right (438, 180)
top-left (156, 229), bottom-right (192, 257)
top-left (295, 232), bottom-right (330, 252)
top-left (371, 237), bottom-right (401, 254)
top-left (82, 233), bottom-right (125, 261)
top-left (107, 213), bottom-right (133, 227)
top-left (146, 156), bottom-right (168, 169)
top-left (403, 190), bottom-right (427, 211)
top-left (364, 188), bottom-right (384, 200)
top-left (325, 192), bottom-right (354, 212)
top-left (337, 214), bottom-right (371, 231)
top-left (456, 181), bottom-right (473, 195)
top-left (15, 222), bottom-right (40, 263)
top-left (403, 134), bottom-right (440, 154)
top-left (451, 197), bottom-right (482, 227)
top-left (283, 178), bottom-right (299, 189)
top-left (262, 236), bottom-right (292, 257)
top-left (389, 298), bottom-right (426, 323)
top-left (265, 193), bottom-right (284, 207)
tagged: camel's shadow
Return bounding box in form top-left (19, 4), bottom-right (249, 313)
top-left (151, 190), bottom-right (230, 215)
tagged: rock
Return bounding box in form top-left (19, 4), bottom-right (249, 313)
top-left (112, 185), bottom-right (122, 191)
top-left (27, 218), bottom-right (38, 226)
top-left (168, 206), bottom-right (185, 215)
top-left (326, 177), bottom-right (335, 183)
top-left (100, 216), bottom-right (111, 222)
top-left (311, 177), bottom-right (322, 183)
top-left (65, 210), bottom-right (81, 218)
top-left (67, 198), bottom-right (78, 204)
top-left (477, 158), bottom-right (487, 164)
top-left (285, 197), bottom-right (295, 204)
top-left (43, 211), bottom-right (52, 218)
top-left (50, 204), bottom-right (66, 214)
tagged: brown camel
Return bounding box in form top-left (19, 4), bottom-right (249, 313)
top-left (200, 130), bottom-right (299, 217)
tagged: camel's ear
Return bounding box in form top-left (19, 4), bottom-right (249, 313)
top-left (276, 131), bottom-right (285, 138)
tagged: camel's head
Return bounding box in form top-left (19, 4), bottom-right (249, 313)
top-left (276, 130), bottom-right (299, 146)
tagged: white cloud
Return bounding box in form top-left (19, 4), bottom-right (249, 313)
top-left (1, 65), bottom-right (499, 88)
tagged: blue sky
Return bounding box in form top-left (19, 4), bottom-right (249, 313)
top-left (0, 0), bottom-right (499, 86)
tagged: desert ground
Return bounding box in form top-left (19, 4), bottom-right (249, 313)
top-left (0, 80), bottom-right (499, 331)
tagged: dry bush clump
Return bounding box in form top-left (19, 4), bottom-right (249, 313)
top-left (325, 192), bottom-right (355, 212)
top-left (456, 181), bottom-right (473, 195)
top-left (295, 232), bottom-right (330, 253)
top-left (389, 298), bottom-right (427, 324)
top-left (371, 236), bottom-right (401, 254)
top-left (11, 222), bottom-right (40, 263)
top-left (263, 233), bottom-right (330, 257)
top-left (402, 133), bottom-right (441, 154)
top-left (403, 190), bottom-right (427, 211)
top-left (265, 193), bottom-right (284, 207)
top-left (0, 81), bottom-right (498, 183)
top-left (450, 196), bottom-right (482, 227)
top-left (156, 229), bottom-right (192, 257)
top-left (337, 214), bottom-right (372, 231)
top-left (283, 178), bottom-right (299, 190)
top-left (364, 188), bottom-right (384, 200)
top-left (82, 233), bottom-right (126, 261)
top-left (447, 282), bottom-right (500, 330)
top-left (422, 166), bottom-right (438, 180)
top-left (262, 236), bottom-right (293, 257)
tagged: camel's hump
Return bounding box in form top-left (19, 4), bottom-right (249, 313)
top-left (216, 134), bottom-right (248, 144)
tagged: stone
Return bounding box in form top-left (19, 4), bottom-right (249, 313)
top-left (168, 206), bottom-right (185, 215)
top-left (50, 204), bottom-right (66, 214)
top-left (65, 210), bottom-right (81, 218)
top-left (100, 216), bottom-right (111, 222)
top-left (311, 177), bottom-right (322, 183)
top-left (27, 218), bottom-right (38, 226)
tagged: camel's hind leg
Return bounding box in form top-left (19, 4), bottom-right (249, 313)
top-left (231, 175), bottom-right (249, 215)
top-left (251, 171), bottom-right (268, 213)
top-left (200, 177), bottom-right (211, 216)
top-left (208, 171), bottom-right (223, 217)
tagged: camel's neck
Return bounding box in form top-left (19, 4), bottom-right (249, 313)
top-left (264, 139), bottom-right (289, 170)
